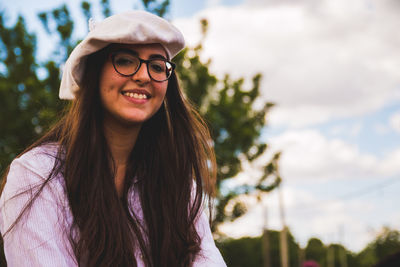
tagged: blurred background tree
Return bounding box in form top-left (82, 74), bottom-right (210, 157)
top-left (214, 227), bottom-right (400, 267)
top-left (0, 0), bottom-right (281, 234)
top-left (305, 238), bottom-right (327, 266)
top-left (357, 227), bottom-right (400, 267)
top-left (217, 230), bottom-right (300, 267)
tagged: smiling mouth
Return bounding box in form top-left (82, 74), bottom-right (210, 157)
top-left (121, 91), bottom-right (151, 100)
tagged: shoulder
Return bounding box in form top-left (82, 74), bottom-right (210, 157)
top-left (1, 143), bottom-right (67, 223)
top-left (0, 144), bottom-right (75, 265)
top-left (11, 143), bottom-right (60, 180)
top-left (194, 211), bottom-right (227, 266)
top-left (4, 143), bottom-right (63, 196)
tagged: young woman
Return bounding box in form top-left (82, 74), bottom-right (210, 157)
top-left (0, 10), bottom-right (226, 266)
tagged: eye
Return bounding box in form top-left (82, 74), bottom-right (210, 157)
top-left (113, 53), bottom-right (139, 67)
top-left (115, 57), bottom-right (132, 66)
top-left (149, 60), bottom-right (166, 73)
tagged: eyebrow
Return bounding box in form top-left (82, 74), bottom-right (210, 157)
top-left (148, 54), bottom-right (168, 60)
top-left (115, 49), bottom-right (168, 61)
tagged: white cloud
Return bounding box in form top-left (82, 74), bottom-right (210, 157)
top-left (334, 122), bottom-right (363, 137)
top-left (389, 111), bottom-right (400, 133)
top-left (263, 129), bottom-right (377, 180)
top-left (205, 0), bottom-right (222, 9)
top-left (373, 110), bottom-right (400, 135)
top-left (374, 122), bottom-right (390, 135)
top-left (224, 128), bottom-right (400, 186)
top-left (269, 129), bottom-right (400, 180)
top-left (173, 0), bottom-right (400, 127)
top-left (218, 186), bottom-right (382, 251)
top-left (377, 148), bottom-right (400, 176)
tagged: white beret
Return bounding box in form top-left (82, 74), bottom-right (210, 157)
top-left (59, 10), bottom-right (185, 100)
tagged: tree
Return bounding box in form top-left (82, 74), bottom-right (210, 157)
top-left (170, 11), bottom-right (281, 234)
top-left (0, 2), bottom-right (90, 174)
top-left (304, 238), bottom-right (360, 267)
top-left (305, 238), bottom-right (327, 265)
top-left (329, 243), bottom-right (358, 267)
top-left (0, 0), bottom-right (281, 234)
top-left (357, 227), bottom-right (400, 267)
top-left (0, 12), bottom-right (59, 172)
top-left (217, 230), bottom-right (300, 267)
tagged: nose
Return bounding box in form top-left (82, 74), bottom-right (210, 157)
top-left (131, 62), bottom-right (151, 83)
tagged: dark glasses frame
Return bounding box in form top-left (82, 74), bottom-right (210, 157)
top-left (110, 49), bottom-right (176, 82)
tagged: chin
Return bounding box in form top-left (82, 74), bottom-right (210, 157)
top-left (122, 117), bottom-right (148, 126)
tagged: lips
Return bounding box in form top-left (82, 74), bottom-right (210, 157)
top-left (121, 89), bottom-right (151, 100)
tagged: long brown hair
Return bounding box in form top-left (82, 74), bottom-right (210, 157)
top-left (1, 46), bottom-right (217, 266)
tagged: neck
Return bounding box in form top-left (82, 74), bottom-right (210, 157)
top-left (103, 115), bottom-right (141, 197)
top-left (103, 118), bottom-right (141, 166)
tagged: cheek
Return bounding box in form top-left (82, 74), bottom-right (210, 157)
top-left (99, 66), bottom-right (121, 99)
top-left (155, 82), bottom-right (168, 99)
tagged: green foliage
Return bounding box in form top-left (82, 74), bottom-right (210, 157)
top-left (141, 0), bottom-right (170, 17)
top-left (173, 17), bottom-right (280, 232)
top-left (357, 227), bottom-right (400, 267)
top-left (217, 230), bottom-right (300, 267)
top-left (305, 238), bottom-right (327, 265)
top-left (374, 228), bottom-right (400, 260)
top-left (38, 4), bottom-right (75, 58)
top-left (0, 13), bottom-right (42, 171)
top-left (302, 228), bottom-right (400, 267)
top-left (305, 238), bottom-right (359, 267)
top-left (329, 244), bottom-right (357, 267)
top-left (215, 227), bottom-right (400, 267)
top-left (81, 1), bottom-right (93, 23)
top-left (100, 0), bottom-right (111, 17)
top-left (1, 1), bottom-right (87, 173)
top-left (217, 237), bottom-right (263, 267)
top-left (0, 0), bottom-right (114, 174)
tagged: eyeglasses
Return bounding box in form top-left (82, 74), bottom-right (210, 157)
top-left (111, 50), bottom-right (176, 82)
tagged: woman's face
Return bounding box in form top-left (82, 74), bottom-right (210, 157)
top-left (99, 43), bottom-right (169, 128)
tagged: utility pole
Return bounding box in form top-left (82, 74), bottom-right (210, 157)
top-left (278, 185), bottom-right (289, 267)
top-left (298, 246), bottom-right (305, 267)
top-left (262, 200), bottom-right (272, 267)
top-left (280, 226), bottom-right (289, 267)
top-left (327, 244), bottom-right (334, 267)
top-left (340, 246), bottom-right (348, 267)
top-left (263, 229), bottom-right (272, 267)
top-left (339, 225), bottom-right (348, 267)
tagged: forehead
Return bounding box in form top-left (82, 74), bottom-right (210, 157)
top-left (109, 43), bottom-right (168, 58)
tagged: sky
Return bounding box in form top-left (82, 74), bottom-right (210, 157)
top-left (2, 0), bottom-right (400, 253)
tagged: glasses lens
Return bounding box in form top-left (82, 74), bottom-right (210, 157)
top-left (113, 52), bottom-right (140, 76)
top-left (148, 60), bottom-right (172, 81)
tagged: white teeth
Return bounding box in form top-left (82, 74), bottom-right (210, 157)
top-left (123, 92), bottom-right (148, 99)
